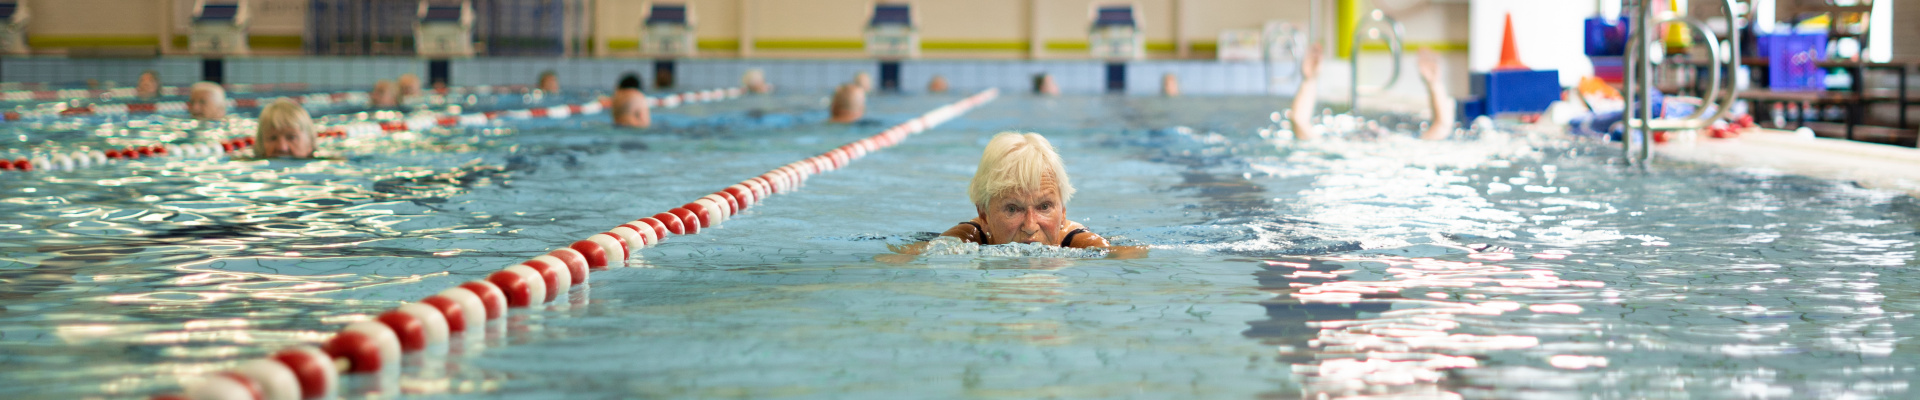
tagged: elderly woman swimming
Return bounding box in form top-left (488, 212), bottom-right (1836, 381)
top-left (956, 132), bottom-right (1110, 247)
top-left (885, 132), bottom-right (1147, 260)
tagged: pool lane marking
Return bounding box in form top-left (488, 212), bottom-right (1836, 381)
top-left (5, 84), bottom-right (546, 121)
top-left (0, 82), bottom-right (313, 104)
top-left (145, 88), bottom-right (996, 400)
top-left (0, 87), bottom-right (747, 173)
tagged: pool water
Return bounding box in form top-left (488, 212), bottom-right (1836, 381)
top-left (1, 94), bottom-right (1916, 399)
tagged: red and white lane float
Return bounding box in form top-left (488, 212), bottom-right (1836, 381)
top-left (0, 83), bottom-right (312, 104)
top-left (149, 88), bottom-right (992, 400)
top-left (6, 84), bottom-right (538, 121)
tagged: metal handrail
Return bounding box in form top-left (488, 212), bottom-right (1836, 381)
top-left (1622, 0), bottom-right (1742, 163)
top-left (1348, 9), bottom-right (1404, 112)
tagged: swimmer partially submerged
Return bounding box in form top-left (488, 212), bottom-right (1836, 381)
top-left (891, 132), bottom-right (1146, 258)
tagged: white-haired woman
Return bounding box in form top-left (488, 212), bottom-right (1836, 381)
top-left (187, 82), bottom-right (227, 120)
top-left (902, 132), bottom-right (1112, 252)
top-left (255, 98), bottom-right (316, 159)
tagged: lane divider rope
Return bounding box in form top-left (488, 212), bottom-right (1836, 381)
top-left (5, 84), bottom-right (546, 121)
top-left (0, 83), bottom-right (315, 103)
top-left (0, 87), bottom-right (744, 173)
top-left (143, 88), bottom-right (997, 400)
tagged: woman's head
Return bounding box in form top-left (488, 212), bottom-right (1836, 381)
top-left (969, 132), bottom-right (1077, 244)
top-left (256, 98), bottom-right (315, 159)
top-left (187, 82), bottom-right (228, 120)
top-left (829, 83), bottom-right (866, 123)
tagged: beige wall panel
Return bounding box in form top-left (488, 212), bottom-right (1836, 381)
top-left (753, 0), bottom-right (869, 39)
top-left (917, 0), bottom-right (1027, 41)
top-left (28, 0), bottom-right (166, 36)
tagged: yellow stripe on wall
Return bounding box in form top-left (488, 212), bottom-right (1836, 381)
top-left (753, 39), bottom-right (865, 50)
top-left (697, 39), bottom-right (740, 50)
top-left (921, 40), bottom-right (1027, 51)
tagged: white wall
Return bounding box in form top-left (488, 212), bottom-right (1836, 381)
top-left (1467, 0), bottom-right (1597, 87)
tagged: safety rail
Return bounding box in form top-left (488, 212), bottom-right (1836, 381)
top-left (1346, 9), bottom-right (1404, 113)
top-left (1621, 0), bottom-right (1742, 164)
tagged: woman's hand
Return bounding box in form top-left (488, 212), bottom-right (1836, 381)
top-left (1104, 245), bottom-right (1150, 260)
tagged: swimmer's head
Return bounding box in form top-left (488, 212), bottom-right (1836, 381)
top-left (256, 98), bottom-right (316, 159)
top-left (1162, 73), bottom-right (1180, 97)
top-left (969, 132), bottom-right (1074, 210)
top-left (742, 68), bottom-right (771, 94)
top-left (830, 83), bottom-right (865, 123)
top-left (617, 73), bottom-right (644, 91)
top-left (136, 70), bottom-right (161, 98)
top-left (187, 82), bottom-right (228, 120)
top-left (611, 75), bottom-right (650, 128)
top-left (853, 72), bottom-right (873, 92)
top-left (370, 80), bottom-right (397, 107)
top-left (397, 73), bottom-right (421, 97)
top-left (1032, 74), bottom-right (1058, 96)
top-left (928, 75), bottom-right (949, 94)
top-left (538, 70), bottom-right (560, 93)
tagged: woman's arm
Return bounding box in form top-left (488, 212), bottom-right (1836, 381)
top-left (1064, 231), bottom-right (1148, 260)
top-left (1291, 45), bottom-right (1324, 141)
top-left (1417, 48), bottom-right (1456, 141)
top-left (888, 223), bottom-right (980, 255)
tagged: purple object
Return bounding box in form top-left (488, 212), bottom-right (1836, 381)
top-left (1584, 17), bottom-right (1629, 56)
top-left (1761, 33), bottom-right (1827, 91)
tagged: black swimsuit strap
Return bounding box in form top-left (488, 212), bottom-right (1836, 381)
top-left (1061, 228), bottom-right (1089, 247)
top-left (960, 221), bottom-right (988, 244)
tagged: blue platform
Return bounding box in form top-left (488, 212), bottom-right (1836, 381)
top-left (1461, 69), bottom-right (1561, 120)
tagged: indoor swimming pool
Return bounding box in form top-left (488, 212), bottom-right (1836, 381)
top-left (1, 93), bottom-right (1916, 399)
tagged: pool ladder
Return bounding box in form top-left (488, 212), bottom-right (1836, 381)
top-left (1347, 9), bottom-right (1405, 113)
top-left (1621, 0), bottom-right (1743, 164)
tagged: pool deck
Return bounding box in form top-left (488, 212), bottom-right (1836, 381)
top-left (1656, 129), bottom-right (1920, 197)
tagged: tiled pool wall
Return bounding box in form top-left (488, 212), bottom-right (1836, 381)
top-left (0, 57), bottom-right (1286, 96)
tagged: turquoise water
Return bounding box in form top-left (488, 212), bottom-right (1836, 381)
top-left (1, 94), bottom-right (1916, 399)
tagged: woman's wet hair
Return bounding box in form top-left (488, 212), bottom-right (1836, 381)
top-left (258, 98), bottom-right (314, 139)
top-left (969, 132), bottom-right (1075, 209)
top-left (618, 73), bottom-right (644, 90)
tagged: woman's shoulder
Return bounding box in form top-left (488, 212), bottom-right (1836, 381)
top-left (1062, 221), bottom-right (1109, 248)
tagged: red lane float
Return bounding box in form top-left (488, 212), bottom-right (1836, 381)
top-left (22, 87), bottom-right (743, 174)
top-left (486, 266), bottom-right (546, 308)
top-left (269, 346), bottom-right (336, 400)
top-left (458, 281), bottom-right (507, 319)
top-left (547, 249), bottom-right (591, 284)
top-left (323, 321), bottom-right (400, 373)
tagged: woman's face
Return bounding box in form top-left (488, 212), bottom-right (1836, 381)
top-left (979, 183), bottom-right (1066, 246)
top-left (257, 125), bottom-right (313, 159)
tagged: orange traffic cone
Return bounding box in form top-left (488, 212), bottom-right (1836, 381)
top-left (1494, 13), bottom-right (1529, 71)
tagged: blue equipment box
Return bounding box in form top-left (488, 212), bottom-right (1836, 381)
top-left (1462, 69), bottom-right (1561, 120)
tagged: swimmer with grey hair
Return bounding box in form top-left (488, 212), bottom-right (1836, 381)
top-left (255, 98), bottom-right (316, 159)
top-left (397, 73), bottom-right (422, 99)
top-left (888, 132), bottom-right (1148, 260)
top-left (853, 71), bottom-right (874, 93)
top-left (187, 82), bottom-right (228, 120)
top-left (370, 80), bottom-right (398, 108)
top-left (742, 68), bottom-right (773, 94)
